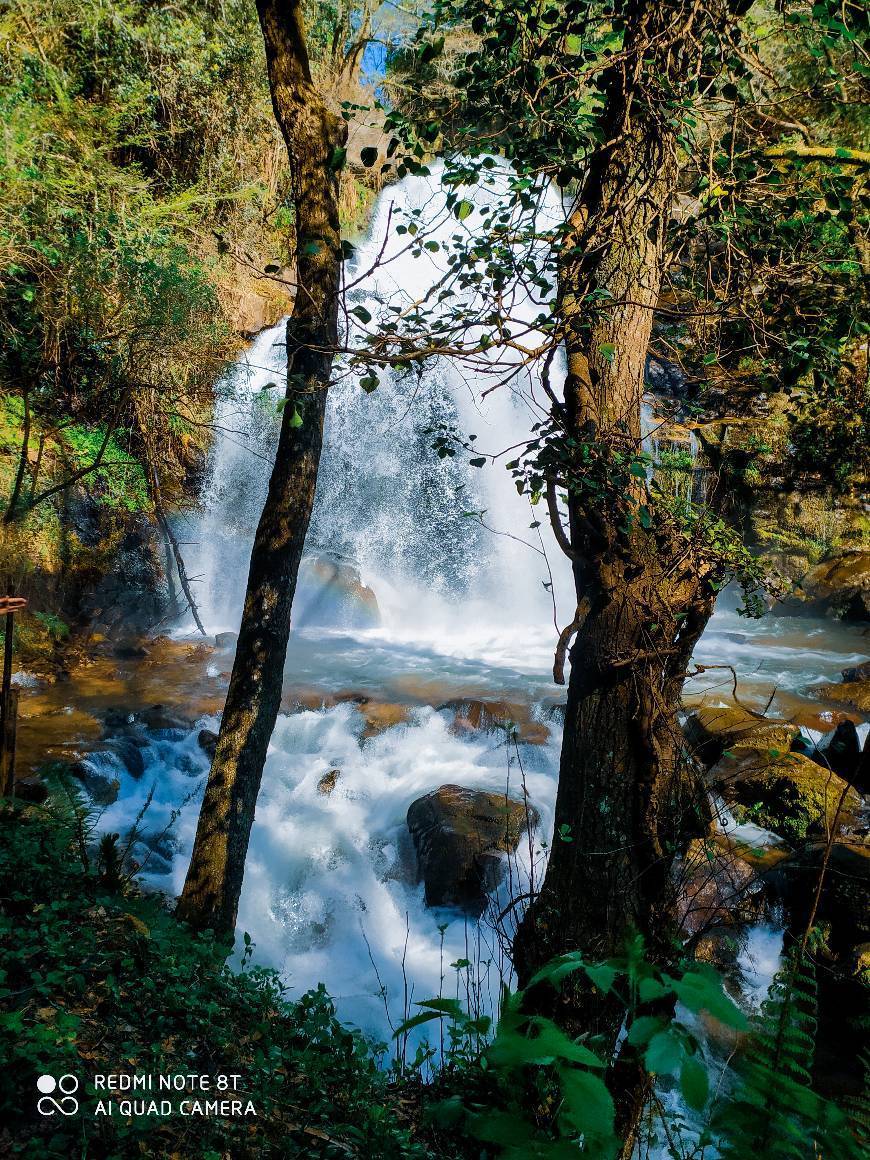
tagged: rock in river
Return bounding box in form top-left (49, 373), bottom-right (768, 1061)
top-left (294, 553), bottom-right (380, 630)
top-left (197, 728), bottom-right (219, 759)
top-left (684, 704), bottom-right (798, 767)
top-left (709, 747), bottom-right (861, 845)
top-left (407, 784), bottom-right (538, 914)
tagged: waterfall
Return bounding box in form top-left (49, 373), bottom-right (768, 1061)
top-left (183, 163), bottom-right (574, 659)
top-left (103, 167), bottom-right (862, 1056)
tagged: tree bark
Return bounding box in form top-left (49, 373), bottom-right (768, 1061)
top-left (176, 0), bottom-right (347, 936)
top-left (4, 384), bottom-right (30, 524)
top-left (513, 0), bottom-right (728, 1137)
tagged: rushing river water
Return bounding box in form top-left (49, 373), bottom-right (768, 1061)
top-left (16, 170), bottom-right (869, 1063)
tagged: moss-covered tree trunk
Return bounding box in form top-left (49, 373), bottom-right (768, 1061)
top-left (177, 0), bottom-right (346, 936)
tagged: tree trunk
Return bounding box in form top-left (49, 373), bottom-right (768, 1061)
top-left (513, 0), bottom-right (725, 1135)
top-left (4, 383), bottom-right (30, 524)
top-left (176, 0), bottom-right (346, 936)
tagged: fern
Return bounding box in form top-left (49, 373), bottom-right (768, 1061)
top-left (715, 949), bottom-right (861, 1159)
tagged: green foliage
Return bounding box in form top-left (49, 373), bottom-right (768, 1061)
top-left (713, 950), bottom-right (863, 1159)
top-left (0, 799), bottom-right (441, 1159)
top-left (399, 935), bottom-right (748, 1158)
top-left (0, 0), bottom-right (273, 526)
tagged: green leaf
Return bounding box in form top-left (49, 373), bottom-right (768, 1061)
top-left (351, 304), bottom-right (372, 324)
top-left (666, 966), bottom-right (748, 1030)
top-left (558, 1068), bottom-right (617, 1150)
top-left (393, 1010), bottom-right (442, 1037)
top-left (645, 1029), bottom-right (685, 1075)
top-left (360, 146), bottom-right (378, 168)
top-left (329, 146), bottom-right (347, 170)
top-left (455, 199), bottom-right (474, 221)
top-left (416, 997), bottom-right (464, 1016)
top-left (289, 407), bottom-right (304, 429)
top-left (626, 1015), bottom-right (667, 1047)
top-left (598, 342), bottom-right (615, 363)
top-left (469, 456), bottom-right (487, 467)
top-left (487, 1017), bottom-right (605, 1070)
top-left (525, 952), bottom-right (587, 992)
top-left (638, 976), bottom-right (668, 1002)
top-left (680, 1055), bottom-right (709, 1110)
top-left (584, 963), bottom-right (617, 995)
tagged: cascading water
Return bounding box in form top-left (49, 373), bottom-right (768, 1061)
top-left (105, 166), bottom-right (580, 1041)
top-left (184, 164), bottom-right (574, 654)
top-left (97, 167), bottom-right (866, 1057)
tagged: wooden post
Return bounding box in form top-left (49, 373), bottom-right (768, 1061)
top-left (0, 596), bottom-right (27, 798)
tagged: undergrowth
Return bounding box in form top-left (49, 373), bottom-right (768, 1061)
top-left (0, 799), bottom-right (444, 1160)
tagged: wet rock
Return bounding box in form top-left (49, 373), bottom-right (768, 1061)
top-left (128, 841), bottom-right (172, 877)
top-left (317, 768), bottom-right (340, 795)
top-left (778, 551), bottom-right (870, 621)
top-left (106, 737), bottom-right (146, 779)
top-left (358, 702), bottom-right (412, 738)
top-left (813, 679), bottom-right (870, 714)
top-left (295, 553), bottom-right (380, 630)
top-left (684, 705), bottom-right (798, 767)
top-left (197, 728), bottom-right (218, 759)
top-left (439, 699), bottom-right (550, 745)
top-left (139, 704), bottom-right (192, 734)
top-left (214, 631), bottom-right (238, 650)
top-left (68, 758), bottom-right (121, 806)
top-left (406, 784), bottom-right (539, 913)
top-left (709, 747), bottom-right (861, 845)
top-left (78, 515), bottom-right (168, 637)
top-left (818, 720), bottom-right (862, 784)
top-left (127, 829), bottom-right (178, 876)
top-left (842, 659), bottom-right (870, 683)
top-left (677, 837), bottom-right (767, 941)
top-left (538, 698), bottom-right (567, 724)
top-left (225, 282), bottom-right (292, 338)
top-left (113, 642), bottom-right (150, 659)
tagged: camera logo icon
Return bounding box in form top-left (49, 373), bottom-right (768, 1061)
top-left (36, 1074), bottom-right (79, 1116)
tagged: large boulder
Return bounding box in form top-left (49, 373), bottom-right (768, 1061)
top-left (295, 553), bottom-right (380, 630)
top-left (812, 679), bottom-right (870, 714)
top-left (105, 737), bottom-right (146, 779)
top-left (842, 659), bottom-right (870, 683)
top-left (197, 728), bottom-right (218, 759)
top-left (818, 720), bottom-right (862, 785)
top-left (709, 746), bottom-right (861, 845)
top-left (139, 703), bottom-right (193, 735)
top-left (684, 704), bottom-right (799, 767)
top-left (776, 551), bottom-right (870, 621)
top-left (407, 784), bottom-right (539, 913)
